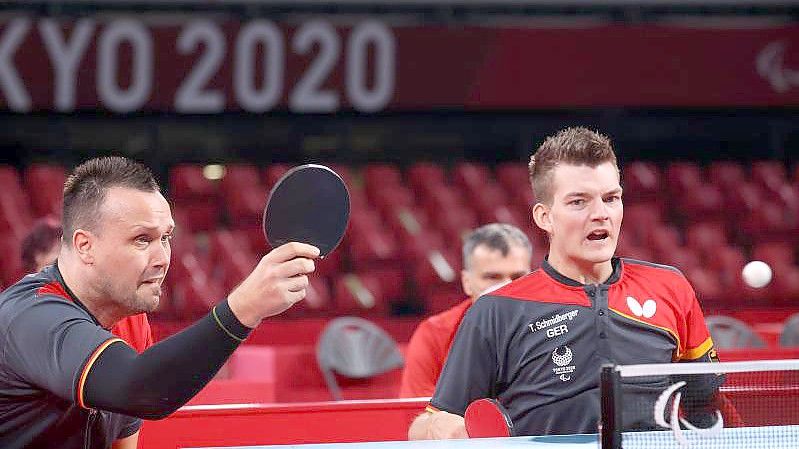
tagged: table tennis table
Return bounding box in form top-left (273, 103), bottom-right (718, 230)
top-left (187, 424), bottom-right (799, 449)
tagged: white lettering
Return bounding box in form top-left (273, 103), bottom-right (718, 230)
top-left (757, 41), bottom-right (799, 93)
top-left (533, 310), bottom-right (580, 331)
top-left (546, 324), bottom-right (569, 338)
top-left (98, 19), bottom-right (152, 113)
top-left (290, 20), bottom-right (339, 113)
top-left (346, 20), bottom-right (394, 113)
top-left (39, 19), bottom-right (94, 112)
top-left (0, 19), bottom-right (31, 112)
top-left (175, 20), bottom-right (225, 113)
top-left (234, 20), bottom-right (284, 112)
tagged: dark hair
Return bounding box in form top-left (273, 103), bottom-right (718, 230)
top-left (528, 126), bottom-right (618, 205)
top-left (462, 223), bottom-right (532, 269)
top-left (21, 217), bottom-right (62, 272)
top-left (62, 157), bottom-right (160, 237)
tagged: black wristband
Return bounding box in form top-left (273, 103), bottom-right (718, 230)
top-left (212, 298), bottom-right (253, 342)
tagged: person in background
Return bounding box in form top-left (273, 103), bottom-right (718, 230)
top-left (21, 216), bottom-right (61, 273)
top-left (400, 223), bottom-right (533, 400)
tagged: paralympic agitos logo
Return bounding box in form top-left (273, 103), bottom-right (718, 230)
top-left (653, 381), bottom-right (724, 447)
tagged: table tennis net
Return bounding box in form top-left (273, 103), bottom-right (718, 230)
top-left (599, 359), bottom-right (799, 449)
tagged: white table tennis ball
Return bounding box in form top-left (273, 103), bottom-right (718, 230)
top-left (742, 260), bottom-right (772, 289)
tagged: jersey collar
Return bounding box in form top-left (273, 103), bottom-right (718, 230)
top-left (49, 262), bottom-right (104, 328)
top-left (541, 256), bottom-right (622, 287)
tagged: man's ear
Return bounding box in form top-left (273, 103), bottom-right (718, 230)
top-left (461, 269), bottom-right (474, 298)
top-left (72, 229), bottom-right (95, 264)
top-left (532, 202), bottom-right (553, 235)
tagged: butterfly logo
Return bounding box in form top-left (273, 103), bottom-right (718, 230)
top-left (627, 296), bottom-right (656, 318)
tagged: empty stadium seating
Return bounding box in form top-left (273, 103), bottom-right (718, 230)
top-left (1, 160), bottom-right (797, 315)
top-left (1, 159), bottom-right (797, 342)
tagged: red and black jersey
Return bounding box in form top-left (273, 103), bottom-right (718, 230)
top-left (430, 257), bottom-right (717, 436)
top-left (0, 264), bottom-right (150, 448)
top-left (400, 298), bottom-right (472, 398)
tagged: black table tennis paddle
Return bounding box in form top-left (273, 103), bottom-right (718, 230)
top-left (263, 164), bottom-right (350, 258)
top-left (465, 398), bottom-right (515, 438)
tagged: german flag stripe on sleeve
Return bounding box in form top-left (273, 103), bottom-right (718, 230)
top-left (682, 337), bottom-right (715, 361)
top-left (77, 337), bottom-right (124, 409)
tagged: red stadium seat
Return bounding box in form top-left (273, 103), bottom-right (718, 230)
top-left (658, 246), bottom-right (700, 273)
top-left (407, 162), bottom-right (445, 196)
top-left (676, 184), bottom-right (725, 221)
top-left (768, 264), bottom-right (799, 306)
top-left (495, 162), bottom-right (529, 196)
top-left (347, 214), bottom-right (400, 270)
top-left (752, 242), bottom-right (795, 267)
top-left (327, 164), bottom-right (355, 191)
top-left (369, 268), bottom-right (406, 303)
top-left (0, 235), bottom-right (23, 285)
top-left (383, 203), bottom-right (424, 237)
top-left (751, 161), bottom-right (787, 195)
top-left (363, 164), bottom-right (403, 192)
top-left (418, 183), bottom-right (465, 217)
top-left (710, 246), bottom-right (747, 289)
top-left (622, 161), bottom-right (661, 203)
top-left (665, 162), bottom-right (703, 198)
top-left (708, 161), bottom-right (747, 191)
top-left (452, 162), bottom-right (492, 200)
top-left (685, 221), bottom-right (729, 254)
top-left (0, 166), bottom-right (32, 236)
top-left (742, 200), bottom-right (794, 243)
top-left (481, 205), bottom-right (527, 231)
top-left (433, 205), bottom-right (479, 246)
top-left (511, 187), bottom-right (536, 218)
top-left (172, 203), bottom-right (219, 233)
top-left (617, 245), bottom-right (655, 263)
top-left (724, 182), bottom-right (762, 217)
top-left (684, 266), bottom-right (724, 305)
top-left (623, 203), bottom-right (665, 245)
top-left (169, 164), bottom-right (218, 201)
top-left (369, 185), bottom-right (416, 221)
top-left (470, 183), bottom-right (511, 222)
top-left (338, 180), bottom-right (368, 212)
top-left (413, 247), bottom-right (461, 291)
top-left (263, 164), bottom-right (290, 190)
top-left (224, 186), bottom-right (266, 224)
top-left (24, 164), bottom-right (65, 218)
top-left (646, 224), bottom-right (683, 258)
top-left (333, 273), bottom-right (389, 316)
top-left (170, 253), bottom-right (225, 319)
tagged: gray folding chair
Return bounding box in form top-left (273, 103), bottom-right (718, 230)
top-left (779, 313), bottom-right (799, 347)
top-left (316, 316), bottom-right (404, 401)
top-left (705, 315), bottom-right (766, 349)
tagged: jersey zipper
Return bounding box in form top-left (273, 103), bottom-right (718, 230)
top-left (84, 409), bottom-right (97, 449)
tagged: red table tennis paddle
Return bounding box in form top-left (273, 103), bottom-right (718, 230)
top-left (464, 398), bottom-right (515, 438)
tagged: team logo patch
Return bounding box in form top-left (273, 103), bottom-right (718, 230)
top-left (551, 346), bottom-right (576, 382)
top-left (551, 346), bottom-right (573, 366)
top-left (627, 296), bottom-right (657, 318)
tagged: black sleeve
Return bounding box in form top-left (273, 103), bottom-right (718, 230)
top-left (2, 296), bottom-right (114, 404)
top-left (673, 351), bottom-right (726, 428)
top-left (429, 301), bottom-right (498, 416)
top-left (83, 299), bottom-right (251, 419)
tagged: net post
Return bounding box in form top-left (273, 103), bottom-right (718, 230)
top-left (600, 364), bottom-right (622, 449)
